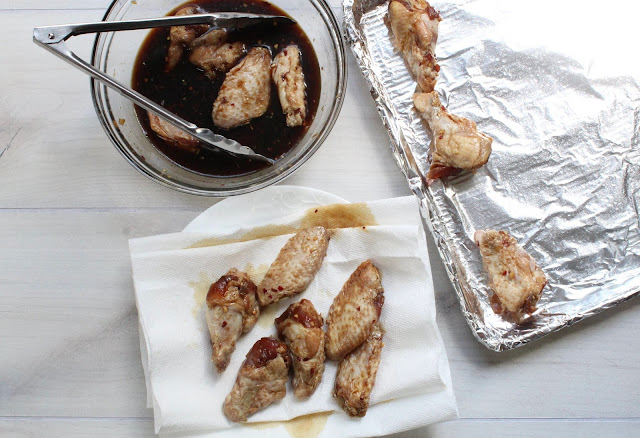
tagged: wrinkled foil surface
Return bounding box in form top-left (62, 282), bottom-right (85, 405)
top-left (344, 0), bottom-right (640, 350)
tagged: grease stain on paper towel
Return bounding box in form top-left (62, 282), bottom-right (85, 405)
top-left (190, 271), bottom-right (213, 319)
top-left (245, 411), bottom-right (332, 438)
top-left (187, 203), bottom-right (377, 249)
top-left (244, 262), bottom-right (269, 285)
top-left (258, 301), bottom-right (285, 329)
top-left (300, 202), bottom-right (376, 229)
top-left (187, 224), bottom-right (297, 249)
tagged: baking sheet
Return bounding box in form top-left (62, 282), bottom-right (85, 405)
top-left (343, 0), bottom-right (640, 350)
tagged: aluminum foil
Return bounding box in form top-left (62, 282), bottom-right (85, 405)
top-left (343, 0), bottom-right (640, 350)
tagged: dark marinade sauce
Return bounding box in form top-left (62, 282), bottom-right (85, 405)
top-left (131, 0), bottom-right (321, 177)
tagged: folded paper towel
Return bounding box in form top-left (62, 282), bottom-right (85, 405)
top-left (129, 186), bottom-right (457, 437)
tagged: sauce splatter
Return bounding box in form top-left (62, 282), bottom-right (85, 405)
top-left (187, 223), bottom-right (297, 249)
top-left (300, 202), bottom-right (377, 229)
top-left (245, 411), bottom-right (332, 438)
top-left (186, 202), bottom-right (377, 250)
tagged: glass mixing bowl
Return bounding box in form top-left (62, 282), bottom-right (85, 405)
top-left (91, 0), bottom-right (346, 196)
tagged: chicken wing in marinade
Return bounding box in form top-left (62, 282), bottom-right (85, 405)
top-left (189, 29), bottom-right (245, 79)
top-left (271, 45), bottom-right (307, 127)
top-left (147, 112), bottom-right (199, 152)
top-left (165, 6), bottom-right (208, 72)
top-left (212, 47), bottom-right (272, 130)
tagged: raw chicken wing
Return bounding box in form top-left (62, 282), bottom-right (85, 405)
top-left (212, 47), bottom-right (272, 129)
top-left (205, 268), bottom-right (260, 373)
top-left (474, 230), bottom-right (547, 317)
top-left (189, 29), bottom-right (245, 79)
top-left (325, 260), bottom-right (384, 361)
top-left (258, 226), bottom-right (330, 307)
top-left (413, 91), bottom-right (492, 179)
top-left (334, 323), bottom-right (384, 417)
top-left (388, 0), bottom-right (441, 92)
top-left (147, 112), bottom-right (199, 152)
top-left (223, 337), bottom-right (291, 422)
top-left (271, 45), bottom-right (307, 127)
top-left (275, 299), bottom-right (325, 399)
top-left (165, 6), bottom-right (208, 72)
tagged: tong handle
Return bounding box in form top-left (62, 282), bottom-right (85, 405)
top-left (34, 37), bottom-right (198, 135)
top-left (33, 13), bottom-right (292, 44)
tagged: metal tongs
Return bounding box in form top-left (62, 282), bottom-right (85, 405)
top-left (33, 14), bottom-right (296, 165)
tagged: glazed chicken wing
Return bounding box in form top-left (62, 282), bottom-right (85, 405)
top-left (413, 91), bottom-right (492, 179)
top-left (147, 112), bottom-right (199, 152)
top-left (474, 230), bottom-right (547, 317)
top-left (223, 337), bottom-right (291, 422)
top-left (165, 6), bottom-right (208, 72)
top-left (188, 29), bottom-right (245, 79)
top-left (325, 260), bottom-right (384, 361)
top-left (212, 47), bottom-right (272, 130)
top-left (205, 269), bottom-right (260, 373)
top-left (334, 323), bottom-right (384, 417)
top-left (271, 45), bottom-right (307, 127)
top-left (258, 226), bottom-right (330, 307)
top-left (388, 0), bottom-right (441, 93)
top-left (275, 299), bottom-right (325, 399)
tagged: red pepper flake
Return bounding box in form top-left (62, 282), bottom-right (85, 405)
top-left (310, 368), bottom-right (315, 375)
top-left (315, 209), bottom-right (318, 213)
top-left (435, 64), bottom-right (441, 72)
top-left (502, 270), bottom-right (507, 276)
top-left (438, 134), bottom-right (444, 140)
top-left (362, 226), bottom-right (366, 229)
top-left (278, 286), bottom-right (284, 291)
top-left (263, 288), bottom-right (267, 293)
top-left (357, 306), bottom-right (361, 311)
top-left (221, 321), bottom-right (227, 328)
top-left (268, 294), bottom-right (273, 299)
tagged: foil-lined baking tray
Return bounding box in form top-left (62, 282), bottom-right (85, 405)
top-left (343, 0), bottom-right (640, 350)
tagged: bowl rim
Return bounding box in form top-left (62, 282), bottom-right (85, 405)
top-left (90, 0), bottom-right (348, 197)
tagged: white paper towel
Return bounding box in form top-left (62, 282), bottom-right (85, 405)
top-left (129, 186), bottom-right (457, 437)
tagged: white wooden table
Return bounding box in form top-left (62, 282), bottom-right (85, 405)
top-left (2, 1), bottom-right (639, 437)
